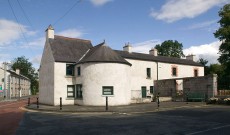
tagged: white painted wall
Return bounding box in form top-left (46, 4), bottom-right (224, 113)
top-left (125, 59), bottom-right (155, 98)
top-left (54, 62), bottom-right (75, 105)
top-left (80, 63), bottom-right (131, 106)
top-left (39, 43), bottom-right (55, 105)
top-left (125, 58), bottom-right (204, 99)
top-left (157, 62), bottom-right (204, 80)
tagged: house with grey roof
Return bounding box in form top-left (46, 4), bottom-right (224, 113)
top-left (0, 68), bottom-right (31, 99)
top-left (39, 25), bottom-right (204, 106)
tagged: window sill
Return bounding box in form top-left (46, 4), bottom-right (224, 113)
top-left (75, 98), bottom-right (83, 100)
top-left (65, 75), bottom-right (75, 78)
top-left (66, 97), bottom-right (74, 100)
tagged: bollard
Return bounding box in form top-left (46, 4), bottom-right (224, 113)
top-left (60, 97), bottom-right (62, 110)
top-left (37, 97), bottom-right (39, 109)
top-left (28, 97), bottom-right (30, 106)
top-left (157, 92), bottom-right (160, 109)
top-left (106, 96), bottom-right (108, 111)
top-left (186, 93), bottom-right (188, 104)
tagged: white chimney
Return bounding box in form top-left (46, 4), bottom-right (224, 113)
top-left (186, 55), bottom-right (195, 61)
top-left (149, 48), bottom-right (158, 56)
top-left (123, 43), bottom-right (132, 53)
top-left (45, 24), bottom-right (54, 39)
top-left (16, 69), bottom-right (20, 75)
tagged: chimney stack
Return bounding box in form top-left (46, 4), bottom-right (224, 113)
top-left (45, 24), bottom-right (54, 39)
top-left (123, 43), bottom-right (132, 53)
top-left (149, 48), bottom-right (158, 56)
top-left (16, 69), bottom-right (20, 75)
top-left (186, 54), bottom-right (195, 61)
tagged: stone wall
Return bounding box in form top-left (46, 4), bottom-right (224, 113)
top-left (154, 74), bottom-right (217, 101)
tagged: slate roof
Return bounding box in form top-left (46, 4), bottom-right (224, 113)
top-left (115, 50), bottom-right (203, 66)
top-left (49, 35), bottom-right (93, 63)
top-left (7, 70), bottom-right (30, 80)
top-left (78, 42), bottom-right (132, 66)
top-left (48, 36), bottom-right (202, 66)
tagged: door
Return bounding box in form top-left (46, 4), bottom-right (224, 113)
top-left (141, 86), bottom-right (146, 98)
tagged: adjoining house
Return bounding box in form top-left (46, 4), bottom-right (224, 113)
top-left (39, 25), bottom-right (204, 106)
top-left (0, 67), bottom-right (31, 99)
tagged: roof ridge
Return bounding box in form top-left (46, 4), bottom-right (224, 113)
top-left (54, 35), bottom-right (91, 42)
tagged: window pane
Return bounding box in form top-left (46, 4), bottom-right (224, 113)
top-left (147, 68), bottom-right (151, 78)
top-left (77, 67), bottom-right (81, 76)
top-left (76, 84), bottom-right (82, 98)
top-left (67, 85), bottom-right (74, 97)
top-left (172, 67), bottom-right (177, 76)
top-left (66, 64), bottom-right (74, 76)
top-left (150, 86), bottom-right (154, 94)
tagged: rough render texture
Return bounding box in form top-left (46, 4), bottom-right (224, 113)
top-left (53, 62), bottom-right (131, 106)
top-left (39, 42), bottom-right (55, 105)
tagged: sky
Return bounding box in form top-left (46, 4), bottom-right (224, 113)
top-left (0, 0), bottom-right (229, 69)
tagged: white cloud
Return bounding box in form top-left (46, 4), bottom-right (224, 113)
top-left (21, 37), bottom-right (45, 48)
top-left (183, 41), bottom-right (221, 64)
top-left (20, 28), bottom-right (84, 49)
top-left (90, 0), bottom-right (112, 6)
top-left (150, 0), bottom-right (228, 23)
top-left (186, 20), bottom-right (218, 30)
top-left (31, 55), bottom-right (41, 66)
top-left (132, 40), bottom-right (161, 53)
top-left (0, 19), bottom-right (36, 46)
top-left (130, 39), bottom-right (221, 65)
top-left (57, 29), bottom-right (84, 38)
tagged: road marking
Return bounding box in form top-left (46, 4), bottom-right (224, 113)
top-left (186, 124), bottom-right (230, 135)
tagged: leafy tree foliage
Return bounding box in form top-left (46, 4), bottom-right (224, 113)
top-left (197, 58), bottom-right (209, 75)
top-left (214, 4), bottom-right (230, 75)
top-left (155, 40), bottom-right (185, 58)
top-left (11, 56), bottom-right (38, 95)
top-left (214, 4), bottom-right (230, 89)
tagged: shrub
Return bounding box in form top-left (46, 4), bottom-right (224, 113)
top-left (224, 98), bottom-right (230, 105)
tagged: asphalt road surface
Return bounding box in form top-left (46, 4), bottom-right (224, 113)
top-left (0, 97), bottom-right (36, 135)
top-left (16, 105), bottom-right (230, 135)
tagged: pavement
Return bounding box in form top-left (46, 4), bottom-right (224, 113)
top-left (24, 101), bottom-right (208, 114)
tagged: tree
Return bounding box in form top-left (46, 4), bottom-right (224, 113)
top-left (197, 58), bottom-right (209, 75)
top-left (11, 56), bottom-right (38, 95)
top-left (214, 4), bottom-right (230, 75)
top-left (155, 40), bottom-right (185, 58)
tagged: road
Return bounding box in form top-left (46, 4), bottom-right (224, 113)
top-left (16, 105), bottom-right (230, 135)
top-left (0, 97), bottom-right (36, 135)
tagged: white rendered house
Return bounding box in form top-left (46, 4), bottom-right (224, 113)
top-left (39, 25), bottom-right (204, 106)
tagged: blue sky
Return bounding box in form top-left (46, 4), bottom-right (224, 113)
top-left (0, 0), bottom-right (229, 68)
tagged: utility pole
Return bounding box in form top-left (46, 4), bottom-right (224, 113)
top-left (3, 62), bottom-right (6, 99)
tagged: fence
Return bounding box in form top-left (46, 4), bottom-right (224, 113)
top-left (218, 90), bottom-right (230, 96)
